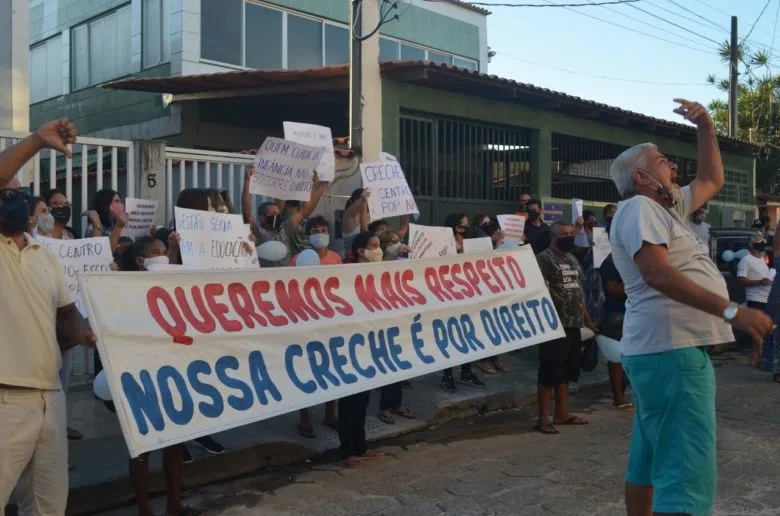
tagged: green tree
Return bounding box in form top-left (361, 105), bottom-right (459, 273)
top-left (707, 42), bottom-right (780, 193)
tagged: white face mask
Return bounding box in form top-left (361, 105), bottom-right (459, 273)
top-left (309, 233), bottom-right (330, 250)
top-left (385, 242), bottom-right (402, 256)
top-left (143, 255), bottom-right (170, 268)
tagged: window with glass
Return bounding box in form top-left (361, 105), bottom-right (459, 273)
top-left (454, 56), bottom-right (478, 72)
top-left (325, 24), bottom-right (349, 66)
top-left (201, 0), bottom-right (242, 65)
top-left (30, 35), bottom-right (62, 102)
top-left (245, 2), bottom-right (282, 69)
top-left (400, 44), bottom-right (426, 61)
top-left (71, 5), bottom-right (133, 90)
top-left (379, 37), bottom-right (399, 62)
top-left (427, 51), bottom-right (452, 65)
top-left (143, 0), bottom-right (171, 68)
top-left (287, 13), bottom-right (323, 69)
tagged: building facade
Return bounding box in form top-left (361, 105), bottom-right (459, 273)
top-left (28, 0), bottom-right (488, 141)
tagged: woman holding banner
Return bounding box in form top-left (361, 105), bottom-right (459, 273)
top-left (440, 214), bottom-right (487, 393)
top-left (338, 232), bottom-right (386, 468)
top-left (115, 235), bottom-right (202, 516)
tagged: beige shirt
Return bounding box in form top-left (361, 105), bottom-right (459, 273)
top-left (0, 233), bottom-right (74, 389)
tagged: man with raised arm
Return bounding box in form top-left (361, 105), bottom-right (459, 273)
top-left (0, 119), bottom-right (97, 514)
top-left (609, 100), bottom-right (773, 516)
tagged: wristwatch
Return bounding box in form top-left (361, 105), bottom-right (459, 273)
top-left (723, 302), bottom-right (740, 323)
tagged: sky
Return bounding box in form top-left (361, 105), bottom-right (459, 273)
top-left (486, 0), bottom-right (779, 122)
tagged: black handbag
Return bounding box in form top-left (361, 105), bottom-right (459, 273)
top-left (580, 336), bottom-right (599, 372)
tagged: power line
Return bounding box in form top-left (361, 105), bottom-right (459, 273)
top-left (422, 0), bottom-right (639, 6)
top-left (742, 0), bottom-right (774, 45)
top-left (663, 0), bottom-right (727, 32)
top-left (494, 51), bottom-right (709, 85)
top-left (625, 1), bottom-right (722, 45)
top-left (584, 0), bottom-right (720, 51)
top-left (531, 0), bottom-right (714, 54)
top-left (771, 0), bottom-right (780, 57)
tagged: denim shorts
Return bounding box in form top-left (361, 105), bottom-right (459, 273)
top-left (622, 346), bottom-right (716, 516)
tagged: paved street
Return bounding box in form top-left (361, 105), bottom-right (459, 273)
top-left (99, 353), bottom-right (780, 516)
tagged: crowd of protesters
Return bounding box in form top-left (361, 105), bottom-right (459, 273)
top-left (1, 104), bottom-right (778, 516)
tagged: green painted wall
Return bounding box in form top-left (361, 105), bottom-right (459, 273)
top-left (30, 0), bottom-right (130, 43)
top-left (381, 79), bottom-right (756, 225)
top-left (267, 0), bottom-right (481, 59)
top-left (30, 64), bottom-right (171, 135)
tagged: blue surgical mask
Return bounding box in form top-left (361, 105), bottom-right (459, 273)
top-left (310, 233), bottom-right (330, 250)
top-left (37, 213), bottom-right (55, 234)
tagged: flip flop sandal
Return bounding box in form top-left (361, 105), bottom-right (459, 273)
top-left (297, 424), bottom-right (316, 438)
top-left (378, 412), bottom-right (395, 424)
top-left (493, 362), bottom-right (509, 372)
top-left (355, 451), bottom-right (385, 460)
top-left (611, 403), bottom-right (635, 411)
top-left (477, 362), bottom-right (497, 375)
top-left (392, 407), bottom-right (415, 419)
top-left (555, 416), bottom-right (589, 425)
top-left (534, 422), bottom-right (559, 435)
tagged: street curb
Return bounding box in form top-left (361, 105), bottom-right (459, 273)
top-left (45, 379), bottom-right (605, 516)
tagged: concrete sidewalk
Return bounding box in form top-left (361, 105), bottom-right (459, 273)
top-left (57, 348), bottom-right (610, 515)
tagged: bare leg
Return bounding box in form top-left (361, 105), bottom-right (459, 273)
top-left (298, 408), bottom-right (315, 437)
top-left (535, 384), bottom-right (557, 433)
top-left (625, 482), bottom-right (653, 516)
top-left (129, 453), bottom-right (152, 516)
top-left (609, 362), bottom-right (629, 406)
top-left (324, 401), bottom-right (338, 427)
top-left (163, 445), bottom-right (184, 516)
top-left (553, 382), bottom-right (569, 422)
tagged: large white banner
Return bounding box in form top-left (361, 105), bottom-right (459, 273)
top-left (37, 236), bottom-right (113, 316)
top-left (283, 122), bottom-right (335, 181)
top-left (250, 137), bottom-right (324, 201)
top-left (174, 207), bottom-right (258, 269)
top-left (80, 248), bottom-right (564, 457)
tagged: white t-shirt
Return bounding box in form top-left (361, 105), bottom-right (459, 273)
top-left (610, 186), bottom-right (734, 357)
top-left (737, 253), bottom-right (771, 303)
top-left (688, 220), bottom-right (710, 243)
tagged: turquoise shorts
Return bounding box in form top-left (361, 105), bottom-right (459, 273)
top-left (622, 346), bottom-right (716, 516)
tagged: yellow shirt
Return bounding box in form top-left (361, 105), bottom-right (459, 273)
top-left (0, 233), bottom-right (74, 389)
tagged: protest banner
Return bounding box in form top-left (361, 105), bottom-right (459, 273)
top-left (79, 247), bottom-right (564, 456)
top-left (496, 214), bottom-right (526, 243)
top-left (463, 237), bottom-right (494, 255)
top-left (122, 198), bottom-right (159, 239)
top-left (408, 223), bottom-right (457, 259)
top-left (592, 227), bottom-right (612, 268)
top-left (250, 137), bottom-right (324, 201)
top-left (174, 207), bottom-right (259, 270)
top-left (37, 236), bottom-right (113, 316)
top-left (283, 122), bottom-right (335, 181)
top-left (360, 161), bottom-right (419, 221)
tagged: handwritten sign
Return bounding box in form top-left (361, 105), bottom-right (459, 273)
top-left (79, 248), bottom-right (564, 456)
top-left (250, 137), bottom-right (324, 201)
top-left (174, 207), bottom-right (259, 270)
top-left (463, 237), bottom-right (494, 255)
top-left (283, 122), bottom-right (335, 181)
top-left (408, 224), bottom-right (457, 259)
top-left (496, 214), bottom-right (526, 243)
top-left (360, 161), bottom-right (419, 221)
top-left (592, 227), bottom-right (612, 268)
top-left (37, 236), bottom-right (113, 316)
top-left (571, 198), bottom-right (584, 224)
top-left (122, 198), bottom-right (159, 239)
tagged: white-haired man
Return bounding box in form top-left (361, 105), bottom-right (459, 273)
top-left (609, 99), bottom-right (773, 516)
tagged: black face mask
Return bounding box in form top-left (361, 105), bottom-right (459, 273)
top-left (518, 203), bottom-right (528, 213)
top-left (0, 190), bottom-right (30, 235)
top-left (752, 243), bottom-right (765, 252)
top-left (51, 206), bottom-right (72, 224)
top-left (528, 211), bottom-right (541, 222)
top-left (556, 236), bottom-right (576, 253)
top-left (264, 215), bottom-right (281, 230)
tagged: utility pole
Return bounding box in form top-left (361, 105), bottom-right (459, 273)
top-left (349, 0), bottom-right (363, 156)
top-left (729, 15), bottom-right (739, 138)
